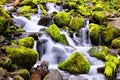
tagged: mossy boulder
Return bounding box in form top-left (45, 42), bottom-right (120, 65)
top-left (104, 54), bottom-right (119, 78)
top-left (18, 37), bottom-right (34, 48)
top-left (89, 23), bottom-right (102, 45)
top-left (101, 24), bottom-right (116, 45)
top-left (46, 24), bottom-right (60, 40)
top-left (92, 11), bottom-right (106, 24)
top-left (54, 12), bottom-right (71, 27)
top-left (0, 0), bottom-right (6, 5)
top-left (0, 7), bottom-right (11, 34)
top-left (88, 46), bottom-right (109, 60)
top-left (58, 52), bottom-right (90, 74)
top-left (9, 69), bottom-right (30, 80)
top-left (20, 0), bottom-right (36, 8)
top-left (111, 37), bottom-right (120, 48)
top-left (19, 6), bottom-right (36, 13)
top-left (5, 45), bottom-right (39, 69)
top-left (39, 4), bottom-right (47, 14)
top-left (77, 5), bottom-right (91, 16)
top-left (69, 16), bottom-right (84, 31)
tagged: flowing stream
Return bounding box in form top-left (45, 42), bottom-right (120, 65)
top-left (12, 2), bottom-right (107, 80)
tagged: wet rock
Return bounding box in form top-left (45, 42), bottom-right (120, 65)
top-left (88, 46), bottom-right (109, 60)
top-left (97, 67), bottom-right (105, 74)
top-left (12, 18), bottom-right (26, 28)
top-left (37, 39), bottom-right (48, 59)
top-left (38, 15), bottom-right (53, 26)
top-left (29, 33), bottom-right (38, 40)
top-left (116, 61), bottom-right (120, 80)
top-left (58, 52), bottom-right (90, 74)
top-left (44, 69), bottom-right (63, 80)
top-left (30, 60), bottom-right (49, 80)
top-left (13, 0), bottom-right (20, 7)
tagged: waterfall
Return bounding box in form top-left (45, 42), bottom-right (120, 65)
top-left (73, 19), bottom-right (91, 47)
top-left (37, 5), bottom-right (42, 14)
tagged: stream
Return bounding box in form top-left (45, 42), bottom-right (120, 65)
top-left (7, 2), bottom-right (117, 80)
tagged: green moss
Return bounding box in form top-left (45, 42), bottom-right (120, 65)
top-left (5, 45), bottom-right (39, 69)
top-left (56, 34), bottom-right (68, 45)
top-left (89, 23), bottom-right (102, 45)
top-left (0, 0), bottom-right (6, 5)
top-left (111, 37), bottom-right (120, 48)
top-left (0, 7), bottom-right (11, 34)
top-left (19, 6), bottom-right (36, 13)
top-left (102, 24), bottom-right (116, 45)
top-left (13, 75), bottom-right (24, 80)
top-left (46, 24), bottom-right (60, 40)
top-left (77, 5), bottom-right (91, 16)
top-left (48, 0), bottom-right (57, 3)
top-left (69, 16), bottom-right (84, 31)
top-left (92, 11), bottom-right (105, 24)
top-left (55, 12), bottom-right (71, 27)
top-left (104, 66), bottom-right (113, 77)
top-left (58, 52), bottom-right (90, 74)
top-left (68, 2), bottom-right (77, 9)
top-left (88, 46), bottom-right (109, 60)
top-left (39, 4), bottom-right (47, 14)
top-left (10, 69), bottom-right (30, 80)
top-left (0, 56), bottom-right (12, 67)
top-left (20, 0), bottom-right (36, 8)
top-left (18, 37), bottom-right (34, 48)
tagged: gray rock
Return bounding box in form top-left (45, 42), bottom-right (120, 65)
top-left (44, 69), bottom-right (63, 80)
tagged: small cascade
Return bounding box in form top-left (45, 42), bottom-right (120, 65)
top-left (74, 19), bottom-right (91, 47)
top-left (46, 2), bottom-right (63, 14)
top-left (37, 5), bottom-right (42, 14)
top-left (12, 14), bottom-right (46, 32)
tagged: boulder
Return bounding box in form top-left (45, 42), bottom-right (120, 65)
top-left (58, 52), bottom-right (90, 74)
top-left (101, 24), bottom-right (117, 45)
top-left (111, 37), bottom-right (120, 48)
top-left (88, 46), bottom-right (109, 60)
top-left (54, 12), bottom-right (71, 27)
top-left (44, 69), bottom-right (63, 80)
top-left (56, 34), bottom-right (68, 45)
top-left (89, 23), bottom-right (102, 45)
top-left (69, 15), bottom-right (84, 31)
top-left (5, 45), bottom-right (39, 69)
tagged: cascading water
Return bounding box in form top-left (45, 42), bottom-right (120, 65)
top-left (12, 2), bottom-right (107, 80)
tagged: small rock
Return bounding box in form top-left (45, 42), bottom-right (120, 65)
top-left (0, 36), bottom-right (4, 43)
top-left (44, 69), bottom-right (63, 80)
top-left (38, 15), bottom-right (53, 26)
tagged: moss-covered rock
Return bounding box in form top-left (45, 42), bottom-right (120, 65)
top-left (92, 11), bottom-right (106, 24)
top-left (111, 37), bottom-right (120, 48)
top-left (46, 24), bottom-right (60, 40)
top-left (58, 52), bottom-right (90, 74)
top-left (88, 46), bottom-right (109, 60)
top-left (69, 16), bottom-right (84, 31)
top-left (18, 37), bottom-right (34, 48)
top-left (54, 12), bottom-right (71, 27)
top-left (19, 6), bottom-right (36, 13)
top-left (9, 69), bottom-right (30, 80)
top-left (56, 34), bottom-right (68, 45)
top-left (5, 45), bottom-right (39, 69)
top-left (0, 7), bottom-right (11, 34)
top-left (101, 24), bottom-right (116, 45)
top-left (20, 0), bottom-right (36, 8)
top-left (104, 54), bottom-right (119, 78)
top-left (89, 23), bottom-right (102, 45)
top-left (0, 0), bottom-right (6, 5)
top-left (77, 5), bottom-right (91, 16)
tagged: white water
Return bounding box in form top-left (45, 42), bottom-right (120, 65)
top-left (12, 3), bottom-right (106, 80)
